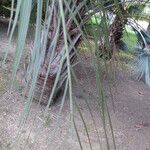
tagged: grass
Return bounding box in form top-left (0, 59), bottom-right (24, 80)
top-left (122, 26), bottom-right (138, 52)
top-left (87, 15), bottom-right (101, 25)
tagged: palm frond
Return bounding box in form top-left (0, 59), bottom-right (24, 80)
top-left (3, 0), bottom-right (150, 149)
top-left (128, 19), bottom-right (150, 86)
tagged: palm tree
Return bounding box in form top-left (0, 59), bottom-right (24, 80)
top-left (3, 0), bottom-right (149, 100)
top-left (2, 0), bottom-right (150, 149)
top-left (108, 2), bottom-right (128, 56)
top-left (5, 0), bottom-right (149, 104)
top-left (32, 1), bottom-right (88, 104)
top-left (25, 0), bottom-right (125, 104)
top-left (104, 2), bottom-right (146, 54)
top-left (35, 0), bottom-right (128, 104)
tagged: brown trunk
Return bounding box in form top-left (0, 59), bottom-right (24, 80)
top-left (32, 1), bottom-right (86, 105)
top-left (97, 5), bottom-right (128, 60)
top-left (109, 5), bottom-right (128, 52)
top-left (98, 4), bottom-right (128, 60)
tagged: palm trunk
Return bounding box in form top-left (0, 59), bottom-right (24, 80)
top-left (109, 16), bottom-right (127, 51)
top-left (32, 1), bottom-right (86, 104)
top-left (98, 5), bottom-right (128, 60)
top-left (109, 5), bottom-right (128, 54)
top-left (31, 1), bottom-right (128, 104)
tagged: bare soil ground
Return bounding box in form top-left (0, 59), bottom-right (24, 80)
top-left (0, 21), bottom-right (150, 150)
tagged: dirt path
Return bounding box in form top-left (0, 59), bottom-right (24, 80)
top-left (0, 21), bottom-right (150, 150)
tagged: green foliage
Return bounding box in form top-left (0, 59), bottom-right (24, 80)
top-left (122, 26), bottom-right (138, 52)
top-left (0, 0), bottom-right (11, 17)
top-left (0, 0), bottom-right (12, 6)
top-left (128, 3), bottom-right (150, 21)
top-left (87, 15), bottom-right (101, 25)
top-left (128, 4), bottom-right (145, 15)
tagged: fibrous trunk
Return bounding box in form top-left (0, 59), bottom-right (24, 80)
top-left (99, 4), bottom-right (128, 59)
top-left (32, 1), bottom-right (86, 104)
top-left (109, 15), bottom-right (127, 51)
